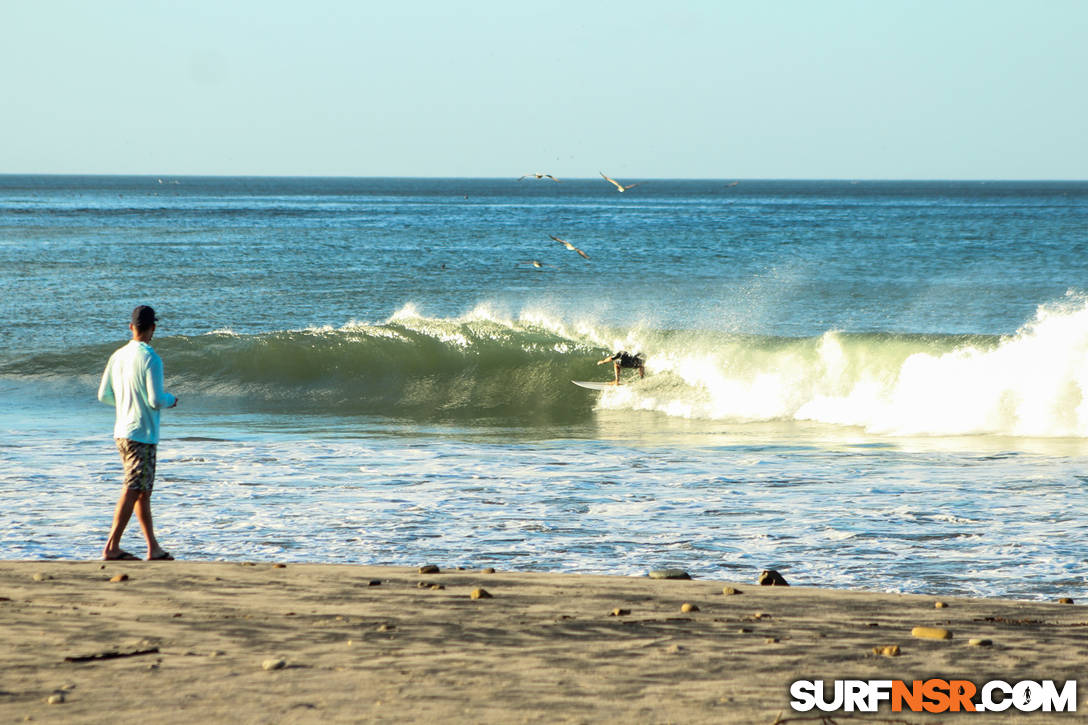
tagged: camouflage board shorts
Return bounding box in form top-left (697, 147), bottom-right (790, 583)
top-left (115, 438), bottom-right (157, 492)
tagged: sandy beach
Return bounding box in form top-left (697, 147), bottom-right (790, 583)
top-left (0, 561), bottom-right (1083, 724)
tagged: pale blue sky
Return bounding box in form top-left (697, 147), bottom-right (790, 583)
top-left (2, 1), bottom-right (1085, 179)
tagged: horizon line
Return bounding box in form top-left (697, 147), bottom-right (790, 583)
top-left (1, 172), bottom-right (1086, 183)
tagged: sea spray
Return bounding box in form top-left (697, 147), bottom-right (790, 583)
top-left (600, 296), bottom-right (1088, 437)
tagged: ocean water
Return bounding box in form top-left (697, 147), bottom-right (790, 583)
top-left (2, 175), bottom-right (1087, 600)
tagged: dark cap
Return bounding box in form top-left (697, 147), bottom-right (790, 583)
top-left (131, 305), bottom-right (158, 329)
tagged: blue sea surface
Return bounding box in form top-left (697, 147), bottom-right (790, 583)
top-left (1, 176), bottom-right (1087, 599)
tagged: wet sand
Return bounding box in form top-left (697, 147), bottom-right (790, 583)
top-left (0, 561), bottom-right (1083, 723)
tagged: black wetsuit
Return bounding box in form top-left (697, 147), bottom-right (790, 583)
top-left (611, 351), bottom-right (644, 368)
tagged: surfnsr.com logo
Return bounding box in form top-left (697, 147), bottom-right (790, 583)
top-left (790, 679), bottom-right (1077, 713)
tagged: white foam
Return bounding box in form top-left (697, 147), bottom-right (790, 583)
top-left (599, 296), bottom-right (1088, 438)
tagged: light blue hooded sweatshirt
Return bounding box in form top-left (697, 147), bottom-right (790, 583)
top-left (98, 340), bottom-right (176, 444)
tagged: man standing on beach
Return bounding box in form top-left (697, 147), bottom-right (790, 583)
top-left (98, 305), bottom-right (178, 561)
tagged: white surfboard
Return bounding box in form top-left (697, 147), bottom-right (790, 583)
top-left (571, 380), bottom-right (619, 391)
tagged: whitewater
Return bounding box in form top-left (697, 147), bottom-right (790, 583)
top-left (1, 176), bottom-right (1086, 600)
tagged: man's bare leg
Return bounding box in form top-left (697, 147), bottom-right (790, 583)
top-left (133, 491), bottom-right (169, 560)
top-left (103, 488), bottom-right (140, 559)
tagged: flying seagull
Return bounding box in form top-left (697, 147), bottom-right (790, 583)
top-left (519, 173), bottom-right (560, 182)
top-left (600, 171), bottom-right (640, 192)
top-left (549, 234), bottom-right (590, 260)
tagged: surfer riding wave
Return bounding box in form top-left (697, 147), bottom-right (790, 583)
top-left (597, 351), bottom-right (646, 384)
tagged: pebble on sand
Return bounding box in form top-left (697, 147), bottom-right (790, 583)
top-left (680, 602), bottom-right (700, 613)
top-left (758, 570), bottom-right (789, 586)
top-left (273, 563), bottom-right (286, 569)
top-left (368, 580), bottom-right (381, 586)
top-left (418, 565), bottom-right (440, 574)
top-left (262, 658), bottom-right (287, 671)
top-left (610, 608), bottom-right (631, 616)
top-left (32, 573), bottom-right (52, 582)
top-left (109, 574), bottom-right (129, 583)
top-left (872, 645), bottom-right (900, 657)
top-left (1058, 597), bottom-right (1074, 604)
top-left (911, 626), bottom-right (952, 640)
top-left (648, 569), bottom-right (691, 580)
top-left (722, 586), bottom-right (742, 595)
top-left (47, 693), bottom-right (65, 705)
top-left (934, 601), bottom-right (948, 609)
top-left (483, 567), bottom-right (496, 574)
top-left (968, 638), bottom-right (993, 647)
top-left (429, 584), bottom-right (445, 590)
top-left (470, 588), bottom-right (493, 600)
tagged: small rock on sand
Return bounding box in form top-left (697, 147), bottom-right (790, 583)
top-left (758, 570), bottom-right (789, 586)
top-left (968, 638), bottom-right (993, 647)
top-left (470, 588), bottom-right (493, 600)
top-left (262, 658), bottom-right (286, 671)
top-left (722, 586), bottom-right (742, 595)
top-left (483, 567), bottom-right (496, 574)
top-left (32, 573), bottom-right (52, 582)
top-left (109, 574), bottom-right (128, 583)
top-left (680, 602), bottom-right (700, 613)
top-left (429, 583), bottom-right (445, 590)
top-left (377, 624), bottom-right (395, 632)
top-left (911, 626), bottom-right (952, 640)
top-left (1058, 597), bottom-right (1074, 604)
top-left (872, 645), bottom-right (900, 657)
top-left (648, 569), bottom-right (691, 580)
top-left (273, 563), bottom-right (286, 569)
top-left (368, 580), bottom-right (381, 586)
top-left (418, 565), bottom-right (440, 574)
top-left (46, 693), bottom-right (65, 705)
top-left (934, 601), bottom-right (948, 609)
top-left (610, 608), bottom-right (631, 616)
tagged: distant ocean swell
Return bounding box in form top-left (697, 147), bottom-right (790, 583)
top-left (5, 298), bottom-right (1088, 435)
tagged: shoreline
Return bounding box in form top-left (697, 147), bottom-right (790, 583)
top-left (1, 560), bottom-right (1084, 723)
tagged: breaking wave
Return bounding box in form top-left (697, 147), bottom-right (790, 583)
top-left (5, 297), bottom-right (1088, 435)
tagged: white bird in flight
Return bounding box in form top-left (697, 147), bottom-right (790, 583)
top-left (600, 171), bottom-right (641, 192)
top-left (549, 234), bottom-right (590, 260)
top-left (519, 173), bottom-right (560, 182)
